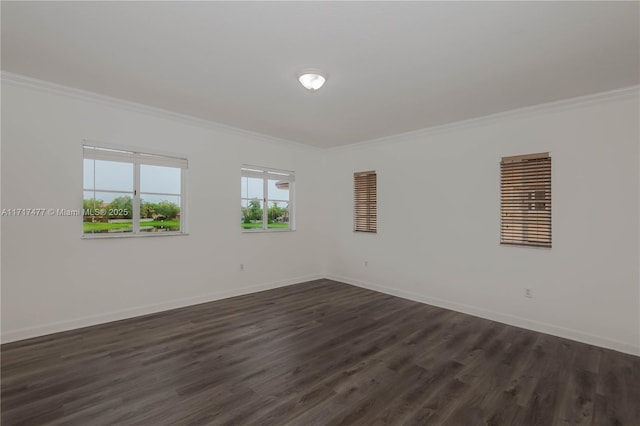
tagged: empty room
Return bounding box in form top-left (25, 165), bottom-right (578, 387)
top-left (1, 1), bottom-right (639, 425)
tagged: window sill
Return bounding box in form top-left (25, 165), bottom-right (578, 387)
top-left (82, 232), bottom-right (189, 240)
top-left (499, 241), bottom-right (551, 249)
top-left (242, 229), bottom-right (295, 234)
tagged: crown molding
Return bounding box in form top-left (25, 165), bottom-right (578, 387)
top-left (0, 71), bottom-right (322, 152)
top-left (329, 85), bottom-right (640, 153)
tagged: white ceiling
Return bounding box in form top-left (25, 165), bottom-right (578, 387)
top-left (2, 1), bottom-right (639, 148)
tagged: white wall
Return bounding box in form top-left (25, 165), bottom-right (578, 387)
top-left (2, 77), bottom-right (638, 356)
top-left (325, 90), bottom-right (640, 355)
top-left (1, 78), bottom-right (326, 342)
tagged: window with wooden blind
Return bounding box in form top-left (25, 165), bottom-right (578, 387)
top-left (501, 153), bottom-right (551, 248)
top-left (354, 171), bottom-right (377, 233)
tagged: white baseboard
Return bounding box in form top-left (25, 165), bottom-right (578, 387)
top-left (327, 274), bottom-right (640, 357)
top-left (1, 274), bottom-right (323, 344)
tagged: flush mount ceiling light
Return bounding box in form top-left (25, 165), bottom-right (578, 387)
top-left (297, 69), bottom-right (327, 92)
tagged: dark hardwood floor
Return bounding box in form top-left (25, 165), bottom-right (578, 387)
top-left (2, 279), bottom-right (639, 425)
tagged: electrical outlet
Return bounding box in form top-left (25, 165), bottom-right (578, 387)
top-left (525, 288), bottom-right (532, 298)
top-left (364, 261), bottom-right (368, 267)
top-left (240, 263), bottom-right (244, 271)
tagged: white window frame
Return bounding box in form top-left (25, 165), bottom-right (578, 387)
top-left (241, 165), bottom-right (295, 233)
top-left (82, 142), bottom-right (188, 238)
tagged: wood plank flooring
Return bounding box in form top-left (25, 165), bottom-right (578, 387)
top-left (2, 279), bottom-right (639, 425)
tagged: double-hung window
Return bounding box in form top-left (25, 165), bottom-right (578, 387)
top-left (83, 144), bottom-right (187, 236)
top-left (241, 165), bottom-right (294, 232)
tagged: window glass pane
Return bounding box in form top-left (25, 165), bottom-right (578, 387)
top-left (140, 195), bottom-right (181, 233)
top-left (242, 177), bottom-right (263, 200)
top-left (92, 160), bottom-right (134, 192)
top-left (267, 200), bottom-right (290, 229)
top-left (140, 165), bottom-right (181, 194)
top-left (241, 198), bottom-right (264, 230)
top-left (83, 191), bottom-right (133, 234)
top-left (268, 179), bottom-right (289, 201)
top-left (241, 176), bottom-right (247, 198)
top-left (83, 159), bottom-right (94, 189)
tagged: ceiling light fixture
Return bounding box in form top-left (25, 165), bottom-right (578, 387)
top-left (297, 69), bottom-right (327, 92)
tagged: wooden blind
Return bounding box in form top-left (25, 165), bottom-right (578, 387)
top-left (501, 153), bottom-right (551, 248)
top-left (354, 171), bottom-right (377, 233)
